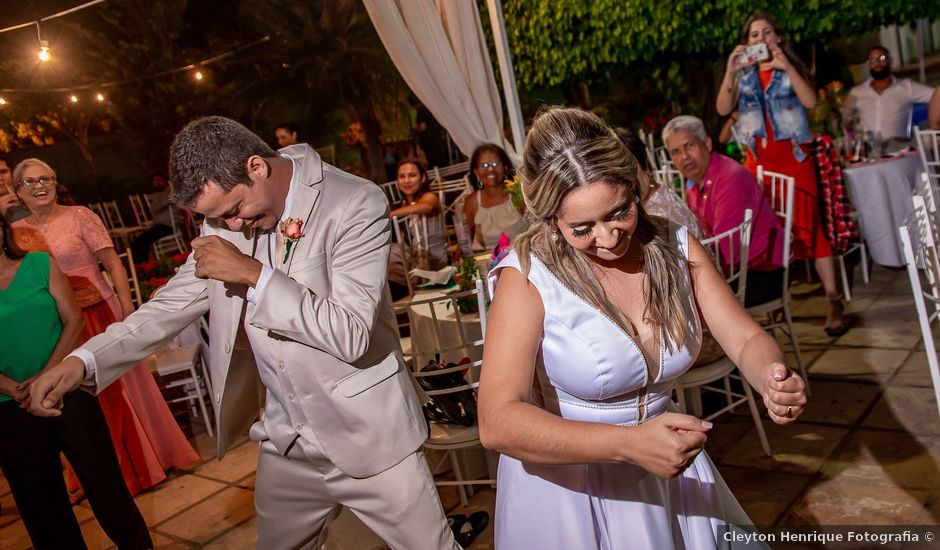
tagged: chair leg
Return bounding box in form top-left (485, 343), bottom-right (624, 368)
top-left (838, 255), bottom-right (853, 302)
top-left (722, 376), bottom-right (734, 413)
top-left (675, 382), bottom-right (688, 413)
top-left (448, 451), bottom-right (469, 507)
top-left (742, 381), bottom-right (772, 456)
top-left (782, 305), bottom-right (811, 396)
top-left (189, 365), bottom-right (213, 437)
top-left (861, 243), bottom-right (871, 284)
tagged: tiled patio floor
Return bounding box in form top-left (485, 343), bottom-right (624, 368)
top-left (1, 262), bottom-right (939, 548)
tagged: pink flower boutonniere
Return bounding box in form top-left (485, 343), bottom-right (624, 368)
top-left (278, 217), bottom-right (305, 263)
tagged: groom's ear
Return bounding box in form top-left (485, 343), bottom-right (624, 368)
top-left (246, 155), bottom-right (271, 183)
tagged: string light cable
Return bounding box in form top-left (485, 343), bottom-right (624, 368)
top-left (0, 35), bottom-right (271, 95)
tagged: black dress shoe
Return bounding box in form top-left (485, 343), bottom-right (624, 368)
top-left (455, 511), bottom-right (489, 548)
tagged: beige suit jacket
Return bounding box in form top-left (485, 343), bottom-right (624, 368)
top-left (82, 145), bottom-right (427, 478)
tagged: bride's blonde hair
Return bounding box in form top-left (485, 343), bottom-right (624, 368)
top-left (513, 106), bottom-right (691, 349)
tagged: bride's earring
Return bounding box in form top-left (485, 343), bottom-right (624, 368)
top-left (551, 230), bottom-right (559, 242)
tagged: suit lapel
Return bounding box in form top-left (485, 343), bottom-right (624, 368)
top-left (278, 145), bottom-right (323, 273)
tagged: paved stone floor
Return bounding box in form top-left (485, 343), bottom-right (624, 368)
top-left (1, 262), bottom-right (939, 548)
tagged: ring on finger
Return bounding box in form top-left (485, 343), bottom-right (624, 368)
top-left (785, 406), bottom-right (793, 418)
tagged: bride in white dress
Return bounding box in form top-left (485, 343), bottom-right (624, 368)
top-left (479, 107), bottom-right (807, 549)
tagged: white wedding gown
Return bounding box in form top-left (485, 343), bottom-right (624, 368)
top-left (487, 225), bottom-right (759, 550)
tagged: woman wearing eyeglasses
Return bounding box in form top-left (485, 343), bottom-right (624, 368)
top-left (463, 143), bottom-right (528, 250)
top-left (10, 158), bottom-right (198, 498)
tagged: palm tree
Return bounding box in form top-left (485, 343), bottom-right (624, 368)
top-left (240, 0), bottom-right (409, 182)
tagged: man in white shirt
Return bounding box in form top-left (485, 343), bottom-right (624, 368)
top-left (844, 45), bottom-right (935, 140)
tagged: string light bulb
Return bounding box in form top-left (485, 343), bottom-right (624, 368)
top-left (38, 40), bottom-right (51, 62)
top-left (0, 98), bottom-right (7, 106)
top-left (194, 70), bottom-right (204, 81)
top-left (95, 93), bottom-right (105, 102)
top-left (69, 94), bottom-right (79, 103)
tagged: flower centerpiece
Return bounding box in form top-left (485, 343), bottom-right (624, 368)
top-left (505, 174), bottom-right (523, 209)
top-left (452, 256), bottom-right (480, 313)
top-left (809, 81), bottom-right (848, 139)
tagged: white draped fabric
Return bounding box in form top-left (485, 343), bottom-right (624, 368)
top-left (362, 0), bottom-right (518, 160)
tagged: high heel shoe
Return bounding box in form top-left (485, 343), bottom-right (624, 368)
top-left (824, 295), bottom-right (855, 336)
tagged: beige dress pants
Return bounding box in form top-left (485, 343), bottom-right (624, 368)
top-left (254, 433), bottom-right (459, 550)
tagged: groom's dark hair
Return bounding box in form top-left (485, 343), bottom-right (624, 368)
top-left (170, 116), bottom-right (277, 207)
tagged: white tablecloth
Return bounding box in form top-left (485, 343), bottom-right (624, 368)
top-left (406, 288), bottom-right (483, 369)
top-left (843, 153), bottom-right (925, 267)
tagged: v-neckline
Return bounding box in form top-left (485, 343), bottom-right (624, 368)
top-left (0, 258), bottom-right (25, 292)
top-left (530, 255), bottom-right (664, 384)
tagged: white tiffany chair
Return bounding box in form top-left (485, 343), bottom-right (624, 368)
top-left (393, 278), bottom-right (492, 506)
top-left (915, 127), bottom-right (940, 184)
top-left (753, 167), bottom-right (809, 394)
top-left (152, 205), bottom-right (189, 259)
top-left (674, 209), bottom-right (772, 456)
top-left (899, 195), bottom-right (940, 418)
top-left (380, 180), bottom-right (402, 206)
top-left (652, 165), bottom-right (685, 201)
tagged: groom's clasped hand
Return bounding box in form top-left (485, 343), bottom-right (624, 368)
top-left (191, 235), bottom-right (261, 286)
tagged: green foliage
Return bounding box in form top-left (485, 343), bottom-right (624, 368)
top-left (504, 0), bottom-right (940, 88)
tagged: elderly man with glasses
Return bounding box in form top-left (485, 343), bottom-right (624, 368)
top-left (844, 45), bottom-right (936, 141)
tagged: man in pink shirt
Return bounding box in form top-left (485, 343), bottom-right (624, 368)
top-left (663, 115), bottom-right (785, 307)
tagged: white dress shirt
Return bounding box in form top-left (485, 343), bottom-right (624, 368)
top-left (847, 76), bottom-right (935, 139)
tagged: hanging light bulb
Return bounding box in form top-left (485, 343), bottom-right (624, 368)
top-left (0, 98), bottom-right (7, 106)
top-left (194, 70), bottom-right (204, 81)
top-left (38, 40), bottom-right (51, 62)
top-left (69, 94), bottom-right (79, 103)
top-left (96, 93), bottom-right (105, 102)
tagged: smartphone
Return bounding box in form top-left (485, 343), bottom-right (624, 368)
top-left (739, 43), bottom-right (769, 66)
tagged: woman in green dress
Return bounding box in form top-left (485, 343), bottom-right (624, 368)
top-left (0, 212), bottom-right (151, 550)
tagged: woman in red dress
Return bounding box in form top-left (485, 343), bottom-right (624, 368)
top-left (11, 158), bottom-right (199, 496)
top-left (717, 12), bottom-right (849, 335)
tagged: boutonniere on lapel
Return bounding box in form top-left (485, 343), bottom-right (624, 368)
top-left (277, 217), bottom-right (305, 264)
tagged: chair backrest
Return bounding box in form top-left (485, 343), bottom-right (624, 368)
top-left (394, 278), bottom-right (487, 378)
top-left (700, 209), bottom-right (753, 306)
top-left (102, 200), bottom-right (127, 229)
top-left (314, 144), bottom-right (336, 165)
top-left (434, 160), bottom-right (471, 180)
top-left (87, 202), bottom-right (108, 227)
top-left (153, 205), bottom-right (188, 259)
top-left (391, 215), bottom-right (418, 297)
top-left (637, 128), bottom-right (658, 171)
top-left (102, 248), bottom-right (142, 309)
top-left (652, 166), bottom-right (685, 201)
top-left (380, 181), bottom-right (403, 206)
top-left (756, 166), bottom-right (796, 297)
top-left (899, 201), bottom-right (940, 417)
top-left (916, 127), bottom-right (940, 184)
top-left (128, 194), bottom-right (152, 226)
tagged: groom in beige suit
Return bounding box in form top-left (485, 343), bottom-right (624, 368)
top-left (29, 116), bottom-right (458, 549)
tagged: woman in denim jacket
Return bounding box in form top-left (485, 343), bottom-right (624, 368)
top-left (717, 11), bottom-right (849, 336)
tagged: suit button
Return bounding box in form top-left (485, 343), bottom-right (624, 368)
top-left (224, 342), bottom-right (231, 354)
top-left (278, 362), bottom-right (285, 371)
top-left (295, 423), bottom-right (303, 431)
top-left (288, 394), bottom-right (295, 402)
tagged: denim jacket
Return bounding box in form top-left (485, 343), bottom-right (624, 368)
top-left (737, 67), bottom-right (812, 162)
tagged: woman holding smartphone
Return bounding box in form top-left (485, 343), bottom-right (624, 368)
top-left (717, 12), bottom-right (849, 336)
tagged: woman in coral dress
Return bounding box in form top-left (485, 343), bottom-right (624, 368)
top-left (11, 158), bottom-right (198, 496)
